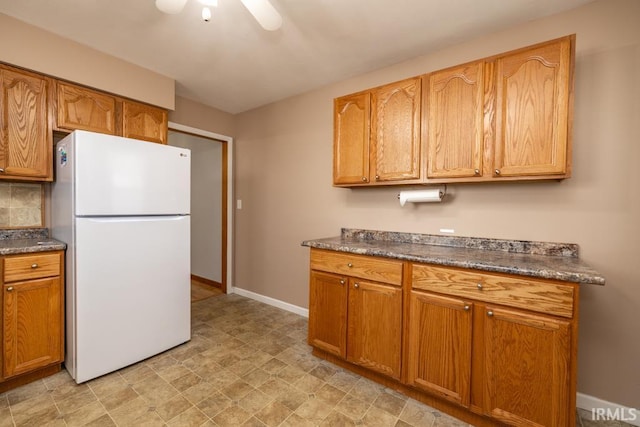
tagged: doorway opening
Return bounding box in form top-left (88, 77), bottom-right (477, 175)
top-left (167, 123), bottom-right (233, 295)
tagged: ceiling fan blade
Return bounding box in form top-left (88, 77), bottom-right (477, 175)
top-left (155, 0), bottom-right (188, 14)
top-left (240, 0), bottom-right (282, 31)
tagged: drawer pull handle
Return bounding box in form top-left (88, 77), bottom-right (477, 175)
top-left (340, 279), bottom-right (345, 285)
top-left (463, 305), bottom-right (470, 311)
top-left (354, 283), bottom-right (359, 289)
top-left (487, 310), bottom-right (494, 317)
top-left (476, 283), bottom-right (483, 290)
top-left (31, 263), bottom-right (39, 269)
top-left (347, 263), bottom-right (353, 268)
top-left (6, 286), bottom-right (13, 292)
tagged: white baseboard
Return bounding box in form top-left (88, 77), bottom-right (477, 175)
top-left (231, 287), bottom-right (309, 318)
top-left (577, 393), bottom-right (639, 426)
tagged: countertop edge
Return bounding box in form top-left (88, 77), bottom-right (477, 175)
top-left (0, 240), bottom-right (67, 256)
top-left (302, 239), bottom-right (606, 286)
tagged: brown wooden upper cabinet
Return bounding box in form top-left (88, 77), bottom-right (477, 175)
top-left (55, 82), bottom-right (168, 145)
top-left (122, 101), bottom-right (168, 145)
top-left (425, 61), bottom-right (485, 180)
top-left (334, 35), bottom-right (574, 187)
top-left (56, 82), bottom-right (117, 135)
top-left (334, 77), bottom-right (422, 186)
top-left (0, 65), bottom-right (53, 181)
top-left (492, 36), bottom-right (573, 179)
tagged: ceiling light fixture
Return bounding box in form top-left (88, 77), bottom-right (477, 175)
top-left (155, 0), bottom-right (282, 30)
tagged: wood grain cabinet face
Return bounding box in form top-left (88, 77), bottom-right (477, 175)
top-left (371, 77), bottom-right (422, 183)
top-left (0, 66), bottom-right (52, 181)
top-left (122, 101), bottom-right (168, 144)
top-left (425, 62), bottom-right (485, 179)
top-left (308, 270), bottom-right (348, 358)
top-left (333, 93), bottom-right (370, 185)
top-left (56, 82), bottom-right (116, 135)
top-left (483, 306), bottom-right (571, 426)
top-left (406, 291), bottom-right (472, 406)
top-left (2, 251), bottom-right (64, 381)
top-left (408, 262), bottom-right (576, 426)
top-left (347, 279), bottom-right (402, 379)
top-left (333, 77), bottom-right (422, 186)
top-left (308, 249), bottom-right (403, 380)
top-left (493, 37), bottom-right (573, 178)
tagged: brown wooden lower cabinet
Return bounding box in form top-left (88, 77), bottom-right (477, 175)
top-left (1, 251), bottom-right (65, 392)
top-left (308, 270), bottom-right (347, 358)
top-left (406, 291), bottom-right (473, 407)
top-left (308, 249), bottom-right (403, 381)
top-left (346, 279), bottom-right (402, 380)
top-left (307, 248), bottom-right (579, 427)
top-left (482, 305), bottom-right (572, 426)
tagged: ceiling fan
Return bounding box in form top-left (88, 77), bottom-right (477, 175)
top-left (155, 0), bottom-right (283, 31)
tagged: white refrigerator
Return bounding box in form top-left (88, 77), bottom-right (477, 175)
top-left (51, 130), bottom-right (191, 384)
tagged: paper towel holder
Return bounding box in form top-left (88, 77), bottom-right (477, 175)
top-left (397, 185), bottom-right (447, 202)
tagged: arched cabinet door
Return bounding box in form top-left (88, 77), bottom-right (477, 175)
top-left (0, 66), bottom-right (52, 181)
top-left (122, 100), bottom-right (168, 145)
top-left (493, 36), bottom-right (573, 178)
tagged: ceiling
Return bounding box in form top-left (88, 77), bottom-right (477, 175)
top-left (0, 0), bottom-right (593, 114)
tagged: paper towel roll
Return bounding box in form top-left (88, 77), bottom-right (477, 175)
top-left (399, 189), bottom-right (443, 206)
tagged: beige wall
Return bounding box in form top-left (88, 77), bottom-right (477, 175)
top-left (0, 13), bottom-right (174, 109)
top-left (233, 0), bottom-right (640, 407)
top-left (169, 96), bottom-right (235, 138)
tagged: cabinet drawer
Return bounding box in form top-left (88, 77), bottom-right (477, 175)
top-left (3, 253), bottom-right (61, 282)
top-left (310, 249), bottom-right (403, 286)
top-left (412, 264), bottom-right (574, 318)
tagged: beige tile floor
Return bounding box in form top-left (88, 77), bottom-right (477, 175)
top-left (0, 294), bottom-right (625, 426)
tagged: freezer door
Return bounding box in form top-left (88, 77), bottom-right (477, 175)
top-left (70, 215), bottom-right (190, 383)
top-left (71, 130), bottom-right (190, 216)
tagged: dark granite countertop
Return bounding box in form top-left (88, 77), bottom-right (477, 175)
top-left (302, 228), bottom-right (605, 285)
top-left (0, 228), bottom-right (67, 256)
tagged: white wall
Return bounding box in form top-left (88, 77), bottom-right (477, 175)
top-left (169, 131), bottom-right (223, 283)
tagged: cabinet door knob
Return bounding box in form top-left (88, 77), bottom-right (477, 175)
top-left (340, 279), bottom-right (345, 285)
top-left (6, 286), bottom-right (13, 292)
top-left (0, 168), bottom-right (4, 173)
top-left (375, 175), bottom-right (380, 180)
top-left (31, 263), bottom-right (39, 269)
top-left (354, 283), bottom-right (359, 289)
top-left (474, 169), bottom-right (480, 175)
top-left (487, 310), bottom-right (494, 317)
top-left (347, 263), bottom-right (353, 268)
top-left (463, 305), bottom-right (470, 311)
top-left (495, 169), bottom-right (501, 175)
top-left (476, 283), bottom-right (483, 290)
top-left (361, 177), bottom-right (367, 182)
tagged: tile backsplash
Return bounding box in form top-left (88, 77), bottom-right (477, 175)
top-left (0, 182), bottom-right (43, 228)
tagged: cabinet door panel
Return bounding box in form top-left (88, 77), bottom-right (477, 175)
top-left (494, 38), bottom-right (572, 177)
top-left (484, 306), bottom-right (571, 426)
top-left (371, 78), bottom-right (421, 182)
top-left (333, 93), bottom-right (370, 185)
top-left (407, 291), bottom-right (472, 406)
top-left (308, 271), bottom-right (347, 358)
top-left (347, 279), bottom-right (402, 379)
top-left (3, 277), bottom-right (62, 378)
top-left (0, 67), bottom-right (52, 180)
top-left (426, 63), bottom-right (484, 179)
top-left (122, 101), bottom-right (168, 144)
top-left (57, 82), bottom-right (116, 134)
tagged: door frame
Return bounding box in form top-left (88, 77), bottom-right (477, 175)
top-left (168, 122), bottom-right (233, 294)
